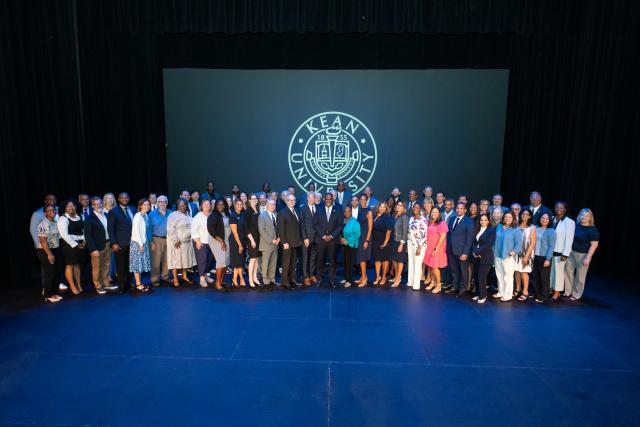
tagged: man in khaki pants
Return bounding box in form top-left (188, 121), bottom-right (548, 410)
top-left (84, 197), bottom-right (118, 294)
top-left (149, 195), bottom-right (171, 286)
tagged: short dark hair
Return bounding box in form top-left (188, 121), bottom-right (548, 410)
top-left (137, 198), bottom-right (149, 212)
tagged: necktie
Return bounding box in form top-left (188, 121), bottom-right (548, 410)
top-left (311, 205), bottom-right (315, 215)
top-left (453, 217), bottom-right (460, 230)
top-left (123, 206), bottom-right (131, 221)
top-left (326, 207), bottom-right (331, 222)
top-left (271, 213), bottom-right (276, 227)
top-left (291, 208), bottom-right (298, 221)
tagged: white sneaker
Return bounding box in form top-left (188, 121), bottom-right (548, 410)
top-left (96, 288), bottom-right (107, 295)
top-left (340, 279), bottom-right (346, 284)
top-left (478, 298), bottom-right (487, 304)
top-left (59, 283), bottom-right (68, 291)
top-left (472, 296), bottom-right (479, 301)
top-left (199, 278), bottom-right (208, 288)
top-left (205, 276), bottom-right (214, 284)
top-left (344, 282), bottom-right (351, 288)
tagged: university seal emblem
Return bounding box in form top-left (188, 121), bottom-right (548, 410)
top-left (288, 112), bottom-right (377, 194)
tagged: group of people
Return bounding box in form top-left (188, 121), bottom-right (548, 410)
top-left (30, 181), bottom-right (599, 305)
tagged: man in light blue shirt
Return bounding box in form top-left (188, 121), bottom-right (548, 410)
top-left (149, 195), bottom-right (171, 286)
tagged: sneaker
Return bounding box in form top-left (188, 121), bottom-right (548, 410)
top-left (59, 283), bottom-right (68, 291)
top-left (477, 298), bottom-right (487, 304)
top-left (472, 296), bottom-right (479, 301)
top-left (344, 282), bottom-right (351, 288)
top-left (199, 278), bottom-right (208, 288)
top-left (96, 288), bottom-right (107, 295)
top-left (104, 284), bottom-right (119, 291)
top-left (340, 279), bottom-right (346, 284)
top-left (534, 298), bottom-right (544, 303)
top-left (205, 276), bottom-right (214, 284)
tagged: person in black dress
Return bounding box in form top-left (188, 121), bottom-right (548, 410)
top-left (372, 201), bottom-right (394, 286)
top-left (245, 193), bottom-right (261, 288)
top-left (355, 194), bottom-right (373, 287)
top-left (229, 198), bottom-right (247, 287)
top-left (58, 200), bottom-right (87, 295)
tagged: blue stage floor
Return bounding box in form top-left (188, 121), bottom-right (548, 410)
top-left (1, 275), bottom-right (638, 426)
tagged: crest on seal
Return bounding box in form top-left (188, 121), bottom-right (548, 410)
top-left (288, 112), bottom-right (377, 194)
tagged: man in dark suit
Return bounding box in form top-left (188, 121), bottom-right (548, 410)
top-left (299, 191), bottom-right (318, 286)
top-left (84, 197), bottom-right (118, 294)
top-left (107, 192), bottom-right (136, 292)
top-left (277, 194), bottom-right (301, 290)
top-left (446, 202), bottom-right (476, 297)
top-left (524, 191), bottom-right (553, 226)
top-left (335, 181), bottom-right (352, 208)
top-left (313, 193), bottom-right (344, 288)
top-left (201, 181), bottom-right (221, 202)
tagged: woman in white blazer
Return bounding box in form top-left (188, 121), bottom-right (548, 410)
top-left (129, 198), bottom-right (153, 293)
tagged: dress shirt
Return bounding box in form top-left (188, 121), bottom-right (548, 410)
top-left (149, 209), bottom-right (170, 237)
top-left (94, 209), bottom-right (109, 240)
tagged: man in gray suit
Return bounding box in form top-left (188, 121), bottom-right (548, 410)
top-left (258, 199), bottom-right (280, 290)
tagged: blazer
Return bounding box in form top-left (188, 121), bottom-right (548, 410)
top-left (535, 226), bottom-right (557, 260)
top-left (258, 211), bottom-right (278, 252)
top-left (107, 204), bottom-right (136, 247)
top-left (335, 191), bottom-right (351, 207)
top-left (299, 203), bottom-right (318, 242)
top-left (493, 226), bottom-right (523, 259)
top-left (206, 211), bottom-right (225, 240)
top-left (553, 216), bottom-right (575, 256)
top-left (313, 204), bottom-right (344, 240)
top-left (472, 226), bottom-right (496, 265)
top-left (525, 204), bottom-right (553, 226)
top-left (446, 215), bottom-right (475, 256)
top-left (393, 214), bottom-right (409, 243)
top-left (84, 211), bottom-right (109, 253)
top-left (277, 207), bottom-right (301, 247)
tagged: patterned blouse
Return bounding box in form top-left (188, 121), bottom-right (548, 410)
top-left (408, 215), bottom-right (428, 248)
top-left (37, 218), bottom-right (60, 249)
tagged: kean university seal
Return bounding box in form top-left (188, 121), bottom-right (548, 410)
top-left (288, 112), bottom-right (377, 194)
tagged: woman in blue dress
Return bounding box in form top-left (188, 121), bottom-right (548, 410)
top-left (355, 194), bottom-right (373, 287)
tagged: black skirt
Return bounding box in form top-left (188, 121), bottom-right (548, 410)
top-left (60, 239), bottom-right (86, 265)
top-left (228, 235), bottom-right (246, 268)
top-left (390, 240), bottom-right (408, 264)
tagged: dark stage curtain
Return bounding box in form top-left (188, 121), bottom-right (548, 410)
top-left (1, 0), bottom-right (638, 287)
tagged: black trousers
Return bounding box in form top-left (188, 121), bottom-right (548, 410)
top-left (301, 241), bottom-right (318, 279)
top-left (343, 245), bottom-right (357, 284)
top-left (532, 256), bottom-right (551, 301)
top-left (447, 249), bottom-right (469, 292)
top-left (474, 262), bottom-right (492, 300)
top-left (115, 245), bottom-right (130, 290)
top-left (37, 248), bottom-right (61, 298)
top-left (316, 239), bottom-right (337, 284)
top-left (281, 246), bottom-right (298, 285)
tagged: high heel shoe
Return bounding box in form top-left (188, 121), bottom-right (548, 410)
top-left (431, 283), bottom-right (442, 294)
top-left (372, 278), bottom-right (381, 286)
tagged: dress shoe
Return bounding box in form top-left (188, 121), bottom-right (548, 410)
top-left (303, 277), bottom-right (311, 286)
top-left (330, 282), bottom-right (336, 289)
top-left (310, 276), bottom-right (319, 284)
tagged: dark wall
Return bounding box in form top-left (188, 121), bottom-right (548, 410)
top-left (1, 0), bottom-right (638, 286)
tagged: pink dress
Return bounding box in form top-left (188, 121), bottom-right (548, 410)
top-left (423, 221), bottom-right (449, 268)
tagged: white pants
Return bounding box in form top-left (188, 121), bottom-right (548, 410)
top-left (494, 256), bottom-right (516, 299)
top-left (407, 241), bottom-right (426, 289)
top-left (551, 255), bottom-right (568, 292)
top-left (564, 251), bottom-right (589, 298)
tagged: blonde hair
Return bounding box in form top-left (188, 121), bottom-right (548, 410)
top-left (103, 193), bottom-right (116, 210)
top-left (577, 208), bottom-right (595, 226)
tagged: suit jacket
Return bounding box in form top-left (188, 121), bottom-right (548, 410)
top-left (447, 215), bottom-right (475, 256)
top-left (299, 203), bottom-right (318, 242)
top-left (84, 211), bottom-right (109, 253)
top-left (525, 204), bottom-right (553, 226)
top-left (313, 204), bottom-right (344, 241)
top-left (472, 226), bottom-right (496, 265)
top-left (335, 191), bottom-right (351, 207)
top-left (107, 204), bottom-right (135, 247)
top-left (277, 207), bottom-right (301, 247)
top-left (258, 211), bottom-right (278, 252)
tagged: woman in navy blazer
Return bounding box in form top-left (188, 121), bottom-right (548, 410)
top-left (471, 214), bottom-right (496, 303)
